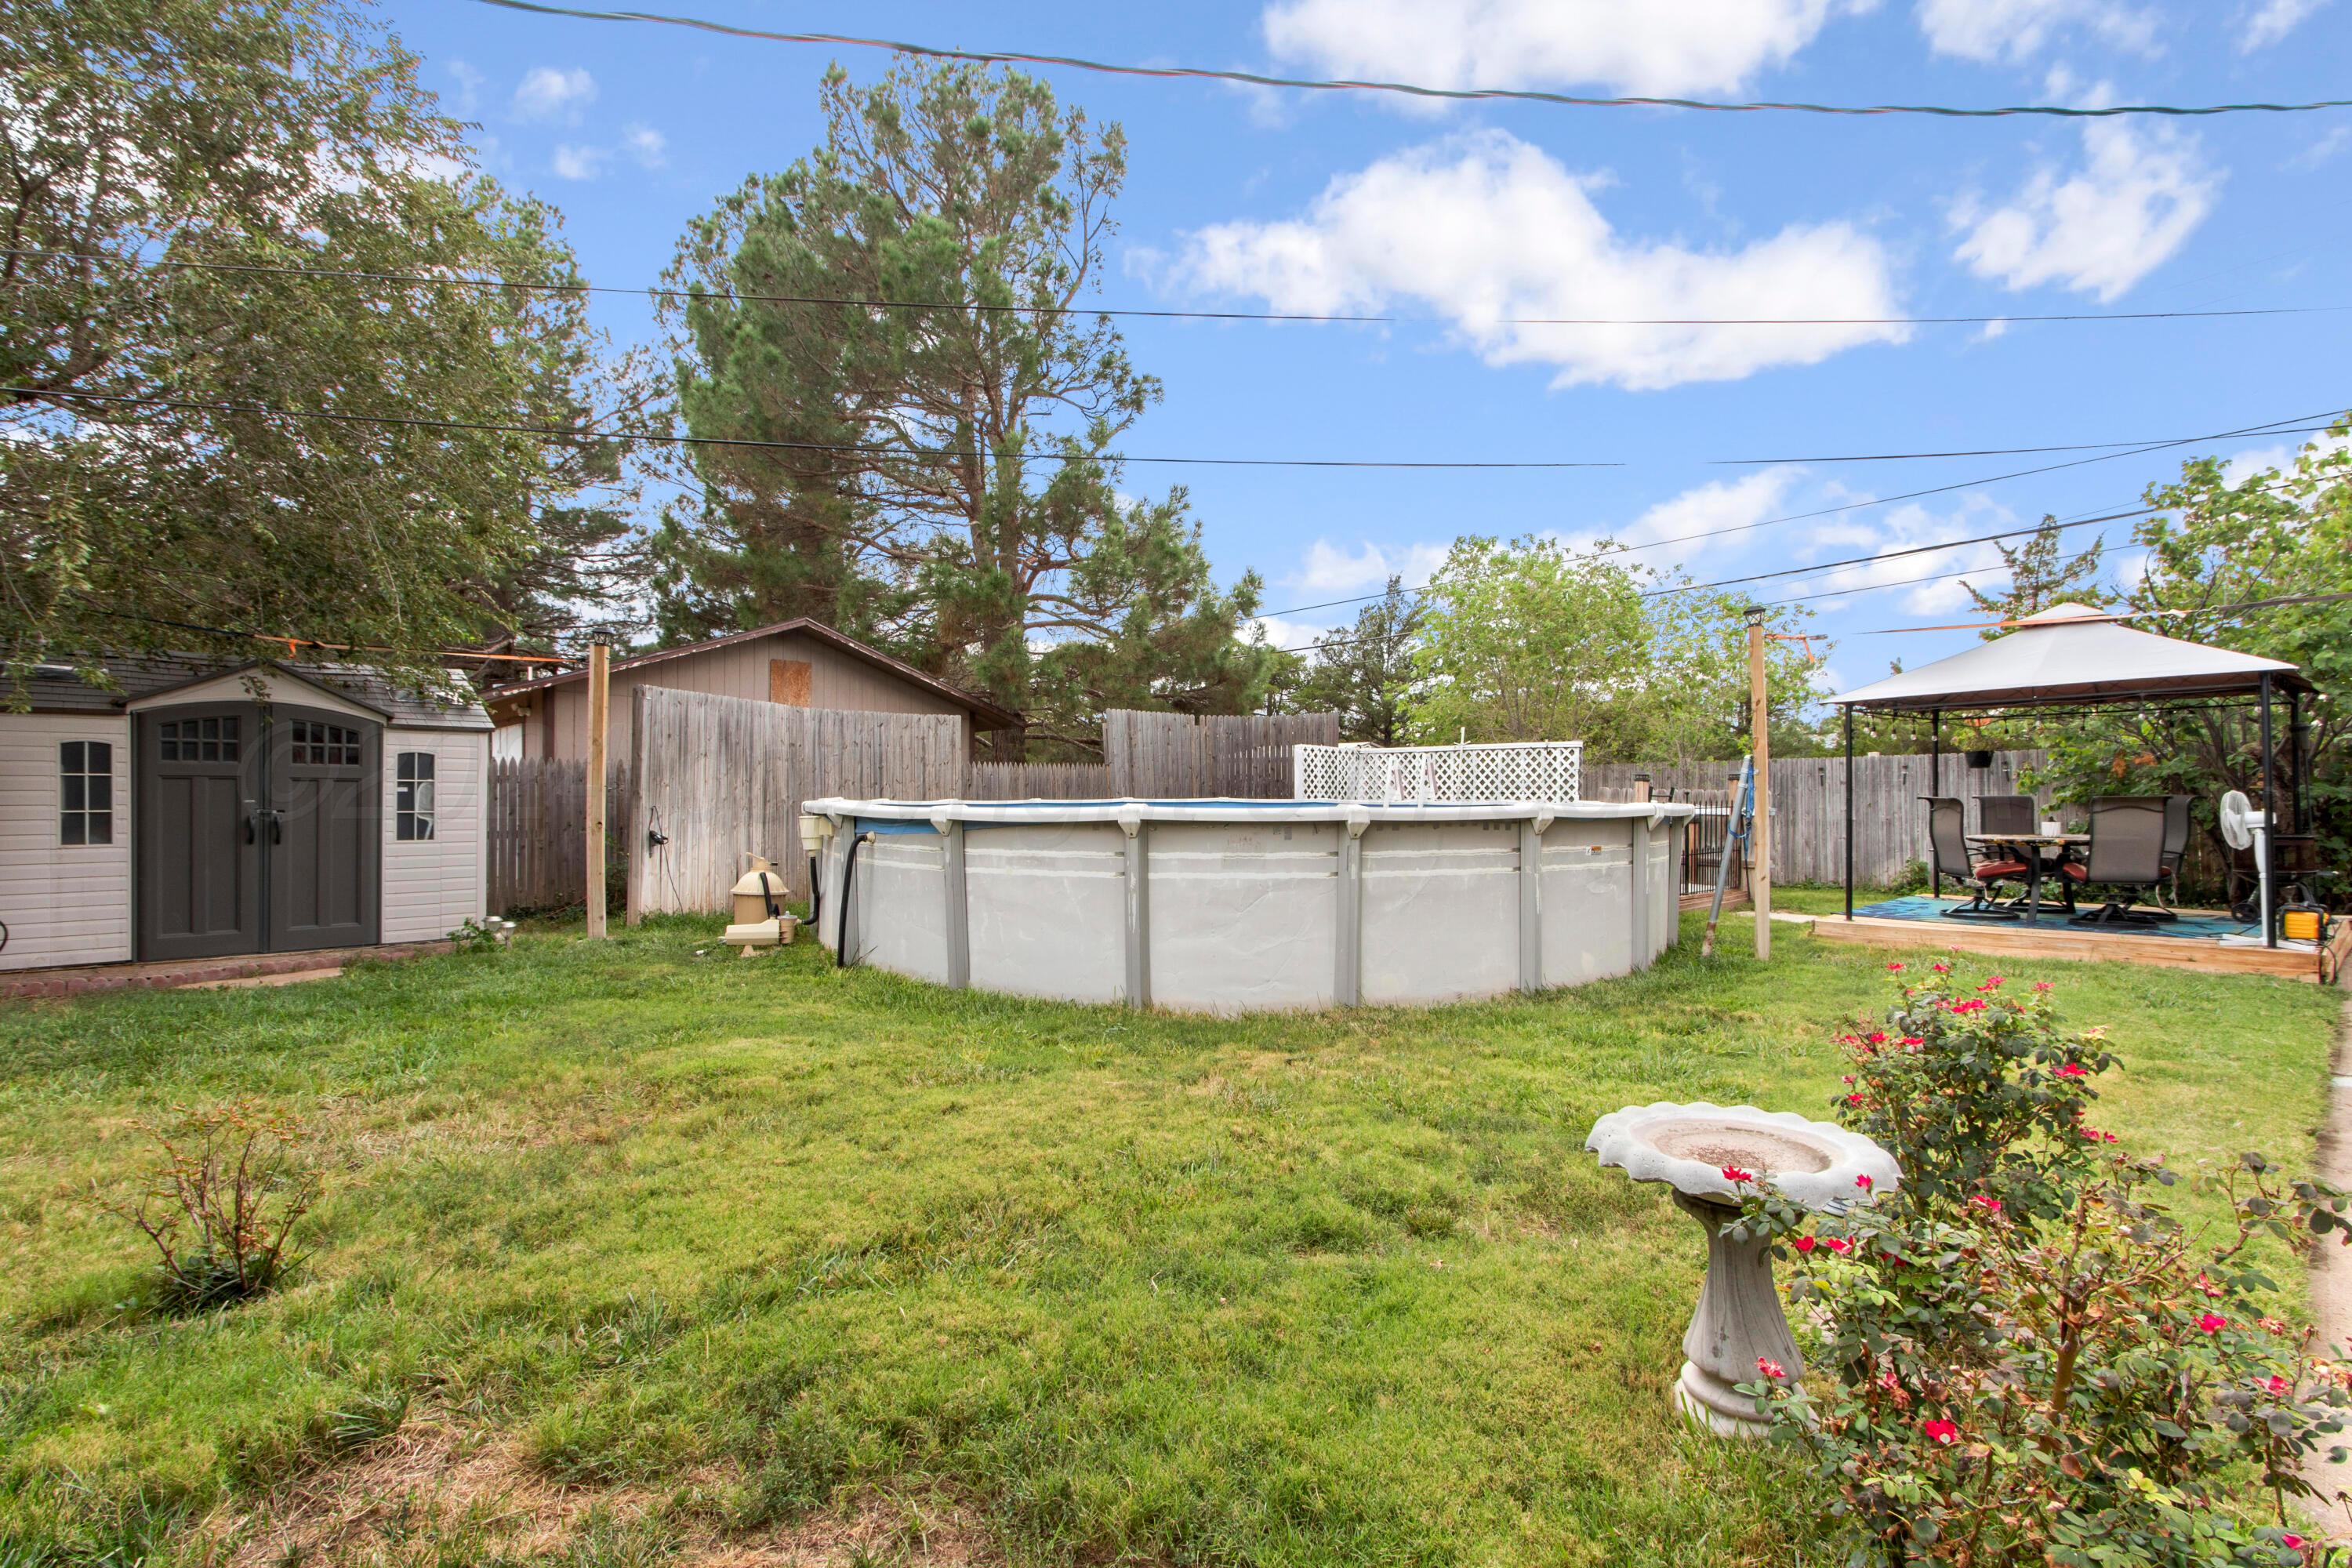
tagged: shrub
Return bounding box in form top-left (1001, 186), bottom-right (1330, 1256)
top-left (1732, 964), bottom-right (2352, 1566)
top-left (100, 1102), bottom-right (319, 1312)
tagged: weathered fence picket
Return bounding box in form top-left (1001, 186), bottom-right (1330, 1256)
top-left (487, 757), bottom-right (633, 914)
top-left (967, 761), bottom-right (1113, 799)
top-left (625, 688), bottom-right (966, 916)
top-left (1102, 710), bottom-right (1339, 797)
top-left (1584, 751), bottom-right (2050, 887)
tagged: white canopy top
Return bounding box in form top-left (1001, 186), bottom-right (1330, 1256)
top-left (1828, 602), bottom-right (2306, 712)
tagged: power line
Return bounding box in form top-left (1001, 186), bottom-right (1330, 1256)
top-left (14, 246), bottom-right (2344, 330)
top-left (2, 387), bottom-right (1618, 470)
top-left (1766, 563), bottom-right (2012, 608)
top-left (469, 0), bottom-right (2352, 120)
top-left (1639, 508), bottom-right (2138, 600)
top-left (66, 599), bottom-right (568, 664)
top-left (1714, 419), bottom-right (2343, 465)
top-left (1247, 414), bottom-right (2324, 621)
top-left (1264, 561), bottom-right (2021, 656)
top-left (1609, 409), bottom-right (2331, 563)
top-left (1852, 589), bottom-right (2352, 636)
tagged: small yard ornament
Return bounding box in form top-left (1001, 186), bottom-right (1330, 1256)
top-left (1585, 1102), bottom-right (1899, 1438)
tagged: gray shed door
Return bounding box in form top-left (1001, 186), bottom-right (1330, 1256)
top-left (135, 703), bottom-right (382, 960)
top-left (267, 708), bottom-right (379, 951)
top-left (136, 706), bottom-right (263, 960)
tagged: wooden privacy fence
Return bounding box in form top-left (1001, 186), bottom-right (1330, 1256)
top-left (968, 760), bottom-right (1112, 799)
top-left (488, 758), bottom-right (634, 914)
top-left (492, 702), bottom-right (1345, 916)
top-left (627, 688), bottom-right (965, 915)
top-left (1102, 710), bottom-right (1339, 797)
top-left (1586, 750), bottom-right (2050, 888)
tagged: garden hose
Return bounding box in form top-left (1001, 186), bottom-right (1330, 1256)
top-left (834, 832), bottom-right (868, 968)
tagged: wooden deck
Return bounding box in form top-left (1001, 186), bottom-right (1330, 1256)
top-left (1807, 900), bottom-right (2346, 983)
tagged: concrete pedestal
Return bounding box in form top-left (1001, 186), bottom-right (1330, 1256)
top-left (1670, 1190), bottom-right (1804, 1439)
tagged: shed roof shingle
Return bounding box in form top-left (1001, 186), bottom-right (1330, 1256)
top-left (9, 655), bottom-right (494, 730)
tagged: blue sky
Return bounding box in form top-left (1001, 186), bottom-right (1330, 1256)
top-left (388, 0), bottom-right (2352, 691)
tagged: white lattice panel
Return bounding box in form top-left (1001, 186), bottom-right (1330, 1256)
top-left (1293, 742), bottom-right (1583, 803)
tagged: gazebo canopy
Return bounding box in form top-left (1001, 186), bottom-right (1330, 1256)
top-left (1828, 602), bottom-right (2308, 713)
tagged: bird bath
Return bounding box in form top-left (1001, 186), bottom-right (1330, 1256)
top-left (1586, 1102), bottom-right (1900, 1439)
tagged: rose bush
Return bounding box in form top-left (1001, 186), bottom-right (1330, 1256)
top-left (1729, 964), bottom-right (2352, 1566)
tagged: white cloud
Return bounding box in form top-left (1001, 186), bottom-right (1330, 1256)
top-left (2241, 0), bottom-right (2331, 49)
top-left (1949, 118), bottom-right (2219, 300)
top-left (446, 60), bottom-right (485, 118)
top-left (550, 143), bottom-right (607, 180)
top-left (1798, 495), bottom-right (2019, 612)
top-left (1915, 0), bottom-right (2156, 61)
top-left (2223, 429), bottom-right (2352, 487)
top-left (1292, 539), bottom-right (1451, 597)
top-left (1552, 468), bottom-right (1808, 575)
top-left (1261, 0), bottom-right (1875, 97)
top-left (1252, 615), bottom-right (1340, 652)
top-left (513, 66), bottom-right (597, 123)
top-left (623, 123), bottom-right (668, 169)
top-left (2291, 125), bottom-right (2351, 169)
top-left (1169, 132), bottom-right (1908, 391)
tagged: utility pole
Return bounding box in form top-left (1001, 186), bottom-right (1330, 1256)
top-left (585, 640), bottom-right (610, 939)
top-left (1745, 606), bottom-right (1772, 961)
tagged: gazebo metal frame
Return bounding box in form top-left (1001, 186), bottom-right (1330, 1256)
top-left (1831, 607), bottom-right (2314, 947)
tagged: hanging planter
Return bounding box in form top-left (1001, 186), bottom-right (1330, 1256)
top-left (1965, 749), bottom-right (1994, 769)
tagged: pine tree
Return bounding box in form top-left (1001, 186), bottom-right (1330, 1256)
top-left (652, 61), bottom-right (1273, 751)
top-left (1962, 517), bottom-right (2115, 635)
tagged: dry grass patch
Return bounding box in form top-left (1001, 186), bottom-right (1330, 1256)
top-left (212, 1417), bottom-right (995, 1568)
top-left (216, 1419), bottom-right (641, 1566)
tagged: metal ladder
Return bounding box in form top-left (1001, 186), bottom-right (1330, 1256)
top-left (1700, 755), bottom-right (1757, 960)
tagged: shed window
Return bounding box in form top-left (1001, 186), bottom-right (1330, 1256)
top-left (292, 720), bottom-right (361, 766)
top-left (158, 715), bottom-right (239, 762)
top-left (60, 740), bottom-right (113, 846)
top-left (396, 751), bottom-right (435, 840)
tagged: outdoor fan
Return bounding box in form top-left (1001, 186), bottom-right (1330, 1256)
top-left (2218, 789), bottom-right (2273, 942)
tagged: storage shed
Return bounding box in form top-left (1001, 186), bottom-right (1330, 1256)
top-left (0, 657), bottom-right (492, 972)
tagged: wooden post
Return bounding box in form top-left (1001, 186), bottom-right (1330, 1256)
top-left (585, 640), bottom-right (610, 938)
top-left (1746, 608), bottom-right (1772, 960)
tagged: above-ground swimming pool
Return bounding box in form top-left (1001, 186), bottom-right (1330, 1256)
top-left (808, 797), bottom-right (1697, 1014)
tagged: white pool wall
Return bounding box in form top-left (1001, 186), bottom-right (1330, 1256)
top-left (808, 798), bottom-right (1697, 1014)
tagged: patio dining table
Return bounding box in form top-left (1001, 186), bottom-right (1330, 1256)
top-left (1965, 833), bottom-right (2089, 926)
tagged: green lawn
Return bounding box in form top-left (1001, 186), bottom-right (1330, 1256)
top-left (0, 911), bottom-right (2337, 1566)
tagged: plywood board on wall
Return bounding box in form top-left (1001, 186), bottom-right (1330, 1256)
top-left (770, 659), bottom-right (812, 706)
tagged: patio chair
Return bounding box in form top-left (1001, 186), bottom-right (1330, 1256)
top-left (1973, 792), bottom-right (2076, 914)
top-left (2065, 796), bottom-right (2171, 927)
top-left (1924, 797), bottom-right (2025, 920)
top-left (2130, 794), bottom-right (2193, 922)
top-left (1977, 794), bottom-right (2035, 837)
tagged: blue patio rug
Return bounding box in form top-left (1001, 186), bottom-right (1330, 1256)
top-left (1853, 894), bottom-right (2257, 942)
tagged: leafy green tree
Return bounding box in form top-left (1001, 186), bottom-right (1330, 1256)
top-left (1406, 535), bottom-right (1818, 762)
top-left (2031, 419), bottom-right (2352, 893)
top-left (0, 0), bottom-right (634, 691)
top-left (655, 60), bottom-right (1272, 752)
top-left (1291, 578), bottom-right (1424, 745)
